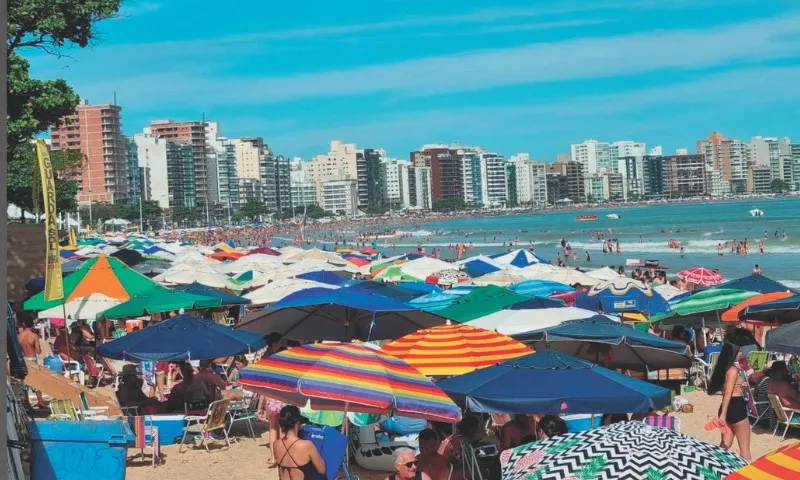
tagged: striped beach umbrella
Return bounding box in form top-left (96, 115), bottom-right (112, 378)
top-left (238, 342), bottom-right (461, 422)
top-left (381, 323), bottom-right (531, 376)
top-left (726, 441), bottom-right (800, 479)
top-left (678, 267), bottom-right (724, 287)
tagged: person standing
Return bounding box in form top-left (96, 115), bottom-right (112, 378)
top-left (708, 342), bottom-right (751, 461)
top-left (18, 317), bottom-right (46, 407)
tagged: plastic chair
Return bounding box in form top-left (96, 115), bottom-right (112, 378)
top-left (767, 393), bottom-right (800, 441)
top-left (226, 394), bottom-right (260, 440)
top-left (49, 399), bottom-right (80, 421)
top-left (82, 354), bottom-right (113, 388)
top-left (98, 356), bottom-right (121, 390)
top-left (180, 399), bottom-right (232, 453)
top-left (77, 391), bottom-right (110, 420)
top-left (127, 415), bottom-right (161, 466)
top-left (62, 359), bottom-right (85, 385)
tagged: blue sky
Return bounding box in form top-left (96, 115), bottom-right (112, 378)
top-left (28, 0), bottom-right (800, 160)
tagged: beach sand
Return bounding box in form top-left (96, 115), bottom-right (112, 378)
top-left (124, 390), bottom-right (796, 480)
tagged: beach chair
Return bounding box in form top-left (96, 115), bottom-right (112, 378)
top-left (49, 399), bottom-right (80, 421)
top-left (226, 394), bottom-right (260, 440)
top-left (77, 391), bottom-right (110, 420)
top-left (82, 354), bottom-right (112, 388)
top-left (180, 399), bottom-right (232, 453)
top-left (642, 415), bottom-right (681, 433)
top-left (746, 351), bottom-right (768, 373)
top-left (127, 415), bottom-right (161, 467)
top-left (767, 393), bottom-right (800, 441)
top-left (62, 359), bottom-right (85, 386)
top-left (98, 356), bottom-right (121, 390)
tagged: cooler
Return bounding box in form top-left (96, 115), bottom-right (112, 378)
top-left (300, 424), bottom-right (348, 480)
top-left (562, 413), bottom-right (594, 432)
top-left (29, 420), bottom-right (135, 480)
top-left (144, 415), bottom-right (186, 446)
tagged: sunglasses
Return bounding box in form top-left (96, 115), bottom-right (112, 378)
top-left (397, 461), bottom-right (418, 468)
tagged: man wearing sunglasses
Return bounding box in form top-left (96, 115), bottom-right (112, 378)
top-left (386, 448), bottom-right (432, 480)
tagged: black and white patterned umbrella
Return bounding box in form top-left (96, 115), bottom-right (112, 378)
top-left (500, 421), bottom-right (746, 480)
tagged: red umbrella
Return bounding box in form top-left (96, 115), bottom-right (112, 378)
top-left (345, 257), bottom-right (370, 267)
top-left (247, 247), bottom-right (281, 256)
top-left (678, 267), bottom-right (723, 286)
top-left (360, 247), bottom-right (378, 255)
top-left (207, 251), bottom-right (243, 261)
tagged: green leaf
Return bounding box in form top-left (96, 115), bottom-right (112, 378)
top-left (545, 438), bottom-right (582, 455)
top-left (646, 467), bottom-right (666, 480)
top-left (695, 465), bottom-right (721, 480)
top-left (712, 451), bottom-right (746, 469)
top-left (578, 456), bottom-right (606, 480)
top-left (524, 466), bottom-right (549, 480)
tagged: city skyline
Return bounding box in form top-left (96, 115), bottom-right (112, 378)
top-left (27, 0), bottom-right (800, 160)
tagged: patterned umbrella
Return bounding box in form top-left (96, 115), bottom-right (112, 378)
top-left (238, 342), bottom-right (461, 422)
top-left (721, 291), bottom-right (796, 322)
top-left (575, 277), bottom-right (670, 316)
top-left (725, 441), bottom-right (800, 479)
top-left (425, 269), bottom-right (472, 286)
top-left (381, 323), bottom-right (531, 376)
top-left (678, 267), bottom-right (724, 287)
top-left (501, 421), bottom-right (746, 480)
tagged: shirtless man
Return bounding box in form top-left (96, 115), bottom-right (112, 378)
top-left (18, 317), bottom-right (46, 407)
top-left (416, 429), bottom-right (450, 480)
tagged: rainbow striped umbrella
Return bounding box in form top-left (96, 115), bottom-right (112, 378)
top-left (238, 342), bottom-right (461, 422)
top-left (726, 441), bottom-right (800, 479)
top-left (381, 323), bottom-right (531, 376)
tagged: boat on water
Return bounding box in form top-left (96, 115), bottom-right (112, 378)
top-left (576, 214), bottom-right (598, 222)
top-left (750, 207), bottom-right (764, 217)
top-left (607, 213), bottom-right (620, 219)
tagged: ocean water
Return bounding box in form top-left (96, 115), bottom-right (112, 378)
top-left (380, 198), bottom-right (800, 287)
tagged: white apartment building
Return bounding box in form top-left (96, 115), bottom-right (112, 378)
top-left (310, 140), bottom-right (359, 206)
top-left (289, 158), bottom-right (317, 207)
top-left (512, 156), bottom-right (548, 207)
top-left (320, 179), bottom-right (358, 216)
top-left (412, 167), bottom-right (433, 210)
top-left (571, 139), bottom-right (647, 176)
top-left (481, 153), bottom-right (508, 208)
top-left (381, 158), bottom-right (411, 209)
top-left (707, 168), bottom-right (732, 197)
top-left (231, 137), bottom-right (266, 180)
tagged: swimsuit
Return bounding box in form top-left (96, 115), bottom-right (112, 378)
top-left (278, 439), bottom-right (316, 480)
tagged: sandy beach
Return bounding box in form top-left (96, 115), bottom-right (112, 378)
top-left (123, 389), bottom-right (796, 480)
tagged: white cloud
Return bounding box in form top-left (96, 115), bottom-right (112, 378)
top-left (117, 1), bottom-right (161, 18)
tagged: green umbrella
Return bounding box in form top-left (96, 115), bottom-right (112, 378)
top-left (437, 285), bottom-right (531, 323)
top-left (369, 255), bottom-right (407, 274)
top-left (102, 289), bottom-right (222, 319)
top-left (372, 265), bottom-right (421, 283)
top-left (652, 288), bottom-right (760, 329)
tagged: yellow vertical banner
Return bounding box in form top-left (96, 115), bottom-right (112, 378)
top-left (69, 227), bottom-right (77, 248)
top-left (36, 140), bottom-right (65, 302)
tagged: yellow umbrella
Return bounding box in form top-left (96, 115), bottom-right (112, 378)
top-left (725, 441), bottom-right (800, 479)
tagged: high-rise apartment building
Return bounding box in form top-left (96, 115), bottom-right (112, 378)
top-left (481, 153), bottom-right (508, 208)
top-left (617, 156), bottom-right (645, 200)
top-left (320, 179), bottom-right (358, 216)
top-left (697, 132), bottom-right (750, 185)
top-left (791, 144), bottom-right (800, 191)
top-left (665, 154), bottom-right (707, 197)
top-left (546, 174), bottom-right (569, 205)
top-left (231, 137), bottom-right (266, 180)
top-left (747, 165), bottom-right (772, 194)
top-left (570, 139), bottom-right (613, 175)
top-left (134, 132), bottom-right (196, 210)
top-left (310, 140), bottom-right (358, 207)
top-left (149, 119), bottom-right (213, 208)
top-left (410, 166), bottom-right (433, 210)
top-left (381, 159), bottom-right (411, 210)
top-left (238, 178), bottom-right (263, 204)
top-left (260, 154), bottom-right (292, 212)
top-left (641, 155), bottom-right (667, 199)
top-left (357, 149), bottom-right (386, 211)
top-left (50, 101), bottom-right (128, 204)
top-left (213, 137), bottom-right (239, 213)
top-left (510, 155), bottom-right (547, 207)
top-left (289, 158), bottom-right (317, 207)
top-left (124, 137), bottom-right (141, 205)
top-left (410, 146), bottom-right (463, 203)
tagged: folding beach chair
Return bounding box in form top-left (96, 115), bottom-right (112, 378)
top-left (127, 415), bottom-right (161, 467)
top-left (642, 414), bottom-right (681, 433)
top-left (98, 355), bottom-right (121, 390)
top-left (78, 391), bottom-right (110, 420)
top-left (49, 399), bottom-right (80, 421)
top-left (768, 393), bottom-right (800, 441)
top-left (746, 351), bottom-right (768, 374)
top-left (180, 399), bottom-right (231, 453)
top-left (227, 394), bottom-right (260, 440)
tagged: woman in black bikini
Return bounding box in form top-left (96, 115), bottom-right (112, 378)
top-left (272, 405), bottom-right (326, 480)
top-left (708, 342), bottom-right (752, 461)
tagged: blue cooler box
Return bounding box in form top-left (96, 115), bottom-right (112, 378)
top-left (144, 415), bottom-right (186, 446)
top-left (29, 420), bottom-right (135, 480)
top-left (300, 424), bottom-right (348, 480)
top-left (562, 414), bottom-right (594, 432)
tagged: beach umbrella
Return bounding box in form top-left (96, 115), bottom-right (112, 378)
top-left (472, 269), bottom-right (529, 287)
top-left (501, 421), bottom-right (746, 480)
top-left (491, 249), bottom-right (547, 268)
top-left (207, 251), bottom-right (243, 261)
top-left (678, 266), bottom-right (724, 287)
top-left (212, 242), bottom-right (237, 253)
top-left (238, 342), bottom-right (461, 422)
top-left (739, 294), bottom-right (800, 324)
top-left (110, 248), bottom-right (145, 267)
top-left (247, 246), bottom-right (281, 256)
top-left (506, 296), bottom-right (566, 310)
top-left (342, 282), bottom-right (430, 303)
top-left (236, 288), bottom-right (448, 341)
top-left (101, 289), bottom-right (223, 319)
top-left (244, 279), bottom-right (338, 306)
top-left (435, 285), bottom-right (531, 323)
top-left (408, 292), bottom-right (462, 311)
top-left (24, 255), bottom-right (164, 311)
top-left (585, 267), bottom-right (624, 281)
top-left (154, 261), bottom-right (241, 290)
top-left (97, 313), bottom-right (266, 361)
top-left (457, 255), bottom-right (505, 278)
top-left (575, 277), bottom-right (670, 316)
top-left (425, 269), bottom-right (472, 286)
top-left (345, 256), bottom-right (370, 267)
top-left (174, 282), bottom-right (252, 305)
top-left (360, 247), bottom-right (378, 255)
top-left (283, 248), bottom-right (347, 266)
top-left (398, 257), bottom-right (455, 280)
top-left (369, 255), bottom-right (408, 275)
top-left (726, 441), bottom-right (800, 480)
top-left (469, 306), bottom-right (614, 338)
top-left (722, 291), bottom-right (796, 322)
top-left (527, 316), bottom-right (692, 370)
top-left (295, 270), bottom-right (351, 286)
top-left (36, 293), bottom-right (121, 321)
top-left (538, 268), bottom-right (600, 287)
top-left (132, 259), bottom-right (173, 276)
top-left (652, 289), bottom-right (760, 329)
top-left (508, 279), bottom-right (575, 297)
top-left (765, 321), bottom-right (800, 355)
top-left (382, 323), bottom-right (531, 376)
top-left (436, 349), bottom-right (671, 414)
top-left (713, 273), bottom-right (795, 294)
top-left (372, 265), bottom-right (421, 283)
top-left (654, 283), bottom-right (689, 302)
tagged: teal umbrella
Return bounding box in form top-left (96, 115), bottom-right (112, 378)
top-left (652, 288), bottom-right (759, 329)
top-left (102, 289), bottom-right (222, 319)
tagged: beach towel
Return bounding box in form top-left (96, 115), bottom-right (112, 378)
top-left (644, 415), bottom-right (678, 431)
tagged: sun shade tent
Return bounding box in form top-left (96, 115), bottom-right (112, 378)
top-left (236, 288), bottom-right (448, 341)
top-left (436, 349), bottom-right (672, 414)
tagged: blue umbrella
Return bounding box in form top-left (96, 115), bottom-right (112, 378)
top-left (527, 316), bottom-right (692, 370)
top-left (491, 249), bottom-right (549, 267)
top-left (343, 282), bottom-right (430, 303)
top-left (459, 256), bottom-right (502, 278)
top-left (575, 278), bottom-right (670, 316)
top-left (394, 282), bottom-right (442, 294)
top-left (765, 321), bottom-right (800, 355)
top-left (505, 296), bottom-right (566, 310)
top-left (174, 282), bottom-right (251, 305)
top-left (97, 313), bottom-right (266, 361)
top-left (408, 292), bottom-right (461, 311)
top-left (508, 279), bottom-right (575, 297)
top-left (712, 273), bottom-right (796, 294)
top-left (436, 349), bottom-right (671, 414)
top-left (742, 294), bottom-right (800, 323)
top-left (235, 289), bottom-right (448, 341)
top-left (295, 270), bottom-right (352, 286)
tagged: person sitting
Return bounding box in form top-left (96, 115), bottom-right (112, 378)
top-left (273, 405), bottom-right (325, 480)
top-left (117, 364), bottom-right (159, 413)
top-left (768, 361), bottom-right (800, 409)
top-left (600, 413), bottom-right (629, 426)
top-left (416, 429), bottom-right (450, 480)
top-left (166, 362), bottom-right (210, 413)
top-left (195, 359), bottom-right (226, 400)
top-left (536, 415), bottom-right (567, 440)
top-left (438, 415), bottom-right (480, 465)
top-left (499, 414), bottom-right (535, 451)
top-left (386, 447), bottom-right (431, 480)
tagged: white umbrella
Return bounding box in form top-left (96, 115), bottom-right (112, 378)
top-left (244, 279), bottom-right (338, 306)
top-left (472, 269), bottom-right (530, 287)
top-left (283, 248), bottom-right (347, 266)
top-left (585, 267), bottom-right (624, 281)
top-left (217, 254), bottom-right (283, 274)
top-left (469, 306), bottom-right (617, 337)
top-left (654, 283), bottom-right (686, 301)
top-left (398, 257), bottom-right (455, 280)
top-left (154, 262), bottom-right (240, 290)
top-left (538, 268), bottom-right (600, 287)
top-left (103, 218), bottom-right (130, 226)
top-left (36, 293), bottom-right (121, 321)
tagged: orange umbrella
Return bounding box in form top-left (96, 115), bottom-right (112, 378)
top-left (722, 291), bottom-right (796, 322)
top-left (381, 323), bottom-right (531, 376)
top-left (207, 251), bottom-right (243, 261)
top-left (725, 441), bottom-right (800, 479)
